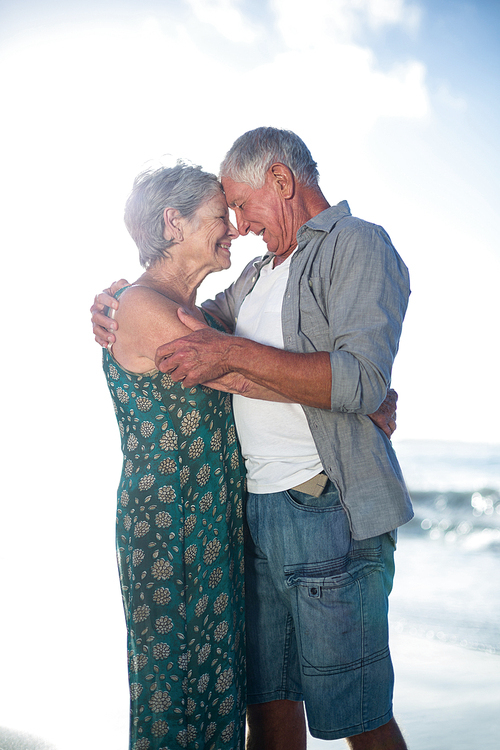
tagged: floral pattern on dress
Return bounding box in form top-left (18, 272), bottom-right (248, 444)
top-left (103, 312), bottom-right (246, 750)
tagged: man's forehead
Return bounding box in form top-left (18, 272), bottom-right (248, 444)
top-left (221, 177), bottom-right (251, 207)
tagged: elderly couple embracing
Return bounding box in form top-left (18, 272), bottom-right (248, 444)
top-left (92, 126), bottom-right (412, 750)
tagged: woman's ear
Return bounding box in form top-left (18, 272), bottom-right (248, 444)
top-left (163, 207), bottom-right (184, 243)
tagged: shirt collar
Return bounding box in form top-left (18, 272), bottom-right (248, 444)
top-left (298, 200), bottom-right (351, 238)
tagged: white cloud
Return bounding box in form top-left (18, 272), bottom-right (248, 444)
top-left (376, 59), bottom-right (429, 118)
top-left (364, 0), bottom-right (421, 32)
top-left (236, 44), bottom-right (429, 149)
top-left (0, 7), bottom-right (430, 254)
top-left (272, 0), bottom-right (421, 47)
top-left (261, 0), bottom-right (429, 147)
top-left (184, 0), bottom-right (257, 42)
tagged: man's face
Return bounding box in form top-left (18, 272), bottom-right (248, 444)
top-left (222, 172), bottom-right (297, 260)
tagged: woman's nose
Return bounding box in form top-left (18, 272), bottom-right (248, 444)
top-left (228, 219), bottom-right (239, 238)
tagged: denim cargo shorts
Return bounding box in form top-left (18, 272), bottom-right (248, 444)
top-left (244, 480), bottom-right (396, 740)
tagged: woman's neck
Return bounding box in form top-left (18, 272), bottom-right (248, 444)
top-left (133, 264), bottom-right (201, 314)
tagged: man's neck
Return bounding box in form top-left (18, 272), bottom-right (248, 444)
top-left (305, 188), bottom-right (330, 219)
top-left (273, 253), bottom-right (290, 267)
top-left (272, 188), bottom-right (330, 268)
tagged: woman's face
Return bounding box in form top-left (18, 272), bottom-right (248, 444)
top-left (182, 192), bottom-right (238, 274)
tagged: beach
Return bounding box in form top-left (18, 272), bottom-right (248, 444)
top-left (391, 630), bottom-right (499, 749)
top-left (1, 439), bottom-right (499, 749)
top-left (2, 540), bottom-right (499, 750)
top-left (2, 628), bottom-right (498, 750)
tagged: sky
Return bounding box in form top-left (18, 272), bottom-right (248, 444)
top-left (1, 0), bottom-right (499, 445)
top-left (0, 0), bottom-right (499, 746)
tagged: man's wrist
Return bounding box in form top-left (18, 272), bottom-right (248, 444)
top-left (225, 335), bottom-right (252, 376)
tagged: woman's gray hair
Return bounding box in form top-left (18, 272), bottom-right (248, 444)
top-left (219, 127), bottom-right (319, 190)
top-left (124, 162), bottom-right (222, 268)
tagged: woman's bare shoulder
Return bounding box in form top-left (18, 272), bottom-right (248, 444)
top-left (116, 284), bottom-right (181, 325)
top-left (111, 284), bottom-right (192, 371)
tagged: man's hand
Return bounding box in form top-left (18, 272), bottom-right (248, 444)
top-left (155, 308), bottom-right (234, 386)
top-left (171, 311), bottom-right (294, 401)
top-left (368, 389), bottom-right (398, 439)
top-left (155, 324), bottom-right (234, 386)
top-left (90, 279), bottom-right (129, 347)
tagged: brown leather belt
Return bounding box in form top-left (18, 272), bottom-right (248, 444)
top-left (290, 472), bottom-right (328, 497)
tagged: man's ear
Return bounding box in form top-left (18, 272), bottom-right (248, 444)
top-left (270, 163), bottom-right (295, 199)
top-left (163, 207), bottom-right (184, 243)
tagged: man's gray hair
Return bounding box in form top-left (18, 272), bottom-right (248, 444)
top-left (219, 127), bottom-right (319, 190)
top-left (124, 162), bottom-right (222, 268)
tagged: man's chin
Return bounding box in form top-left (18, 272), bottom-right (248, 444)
top-left (263, 240), bottom-right (277, 254)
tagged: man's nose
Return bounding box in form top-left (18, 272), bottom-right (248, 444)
top-left (235, 214), bottom-right (250, 236)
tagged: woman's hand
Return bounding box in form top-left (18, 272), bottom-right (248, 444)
top-left (90, 279), bottom-right (129, 346)
top-left (368, 389), bottom-right (398, 438)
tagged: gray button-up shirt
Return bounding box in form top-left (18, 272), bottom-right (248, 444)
top-left (202, 201), bottom-right (413, 539)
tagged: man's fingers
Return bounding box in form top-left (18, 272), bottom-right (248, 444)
top-left (92, 292), bottom-right (118, 313)
top-left (92, 310), bottom-right (116, 330)
top-left (110, 278), bottom-right (130, 296)
top-left (91, 310), bottom-right (117, 347)
top-left (177, 308), bottom-right (208, 331)
top-left (94, 334), bottom-right (111, 348)
top-left (155, 347), bottom-right (172, 371)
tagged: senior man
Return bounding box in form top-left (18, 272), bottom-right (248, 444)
top-left (154, 128), bottom-right (412, 750)
top-left (92, 127), bottom-right (412, 750)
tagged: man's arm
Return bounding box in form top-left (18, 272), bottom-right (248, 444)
top-left (153, 312), bottom-right (296, 404)
top-left (321, 223), bottom-right (410, 414)
top-left (206, 369), bottom-right (398, 437)
top-left (156, 315), bottom-right (332, 409)
top-left (161, 311), bottom-right (397, 436)
top-left (90, 280), bottom-right (130, 346)
top-left (156, 314), bottom-right (398, 436)
top-left (202, 371), bottom-right (294, 403)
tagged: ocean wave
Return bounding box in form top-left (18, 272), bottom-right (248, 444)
top-left (390, 617), bottom-right (500, 656)
top-left (394, 439), bottom-right (500, 493)
top-left (405, 489), bottom-right (500, 552)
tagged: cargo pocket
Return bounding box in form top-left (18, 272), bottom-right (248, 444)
top-left (285, 557), bottom-right (389, 676)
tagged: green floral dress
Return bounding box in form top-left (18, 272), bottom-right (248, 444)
top-left (102, 313), bottom-right (246, 750)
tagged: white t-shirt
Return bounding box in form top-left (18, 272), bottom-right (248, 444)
top-left (232, 255), bottom-right (323, 493)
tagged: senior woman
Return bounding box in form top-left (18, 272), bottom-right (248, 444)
top-left (103, 164), bottom-right (246, 750)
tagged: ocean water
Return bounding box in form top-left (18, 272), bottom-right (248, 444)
top-left (390, 440), bottom-right (500, 655)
